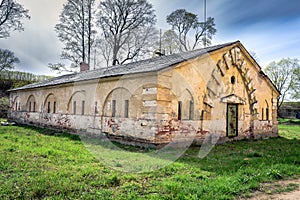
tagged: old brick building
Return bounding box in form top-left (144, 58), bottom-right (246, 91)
top-left (8, 41), bottom-right (280, 146)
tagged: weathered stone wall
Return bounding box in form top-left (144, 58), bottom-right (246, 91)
top-left (155, 44), bottom-right (279, 142)
top-left (8, 111), bottom-right (102, 133)
top-left (8, 43), bottom-right (280, 147)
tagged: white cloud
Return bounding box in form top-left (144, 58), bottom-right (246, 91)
top-left (1, 0), bottom-right (300, 75)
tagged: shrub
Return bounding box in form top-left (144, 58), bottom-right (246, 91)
top-left (0, 97), bottom-right (9, 118)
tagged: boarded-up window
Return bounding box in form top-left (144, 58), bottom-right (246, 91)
top-left (73, 101), bottom-right (76, 115)
top-left (112, 100), bottom-right (116, 117)
top-left (82, 100), bottom-right (85, 115)
top-left (227, 104), bottom-right (238, 137)
top-left (124, 100), bottom-right (129, 118)
top-left (143, 87), bottom-right (157, 94)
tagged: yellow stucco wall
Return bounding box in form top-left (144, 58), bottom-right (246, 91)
top-left (9, 42), bottom-right (279, 145)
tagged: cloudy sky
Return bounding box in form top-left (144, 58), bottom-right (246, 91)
top-left (0, 0), bottom-right (300, 76)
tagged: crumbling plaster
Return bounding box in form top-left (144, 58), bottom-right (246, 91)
top-left (9, 43), bottom-right (280, 146)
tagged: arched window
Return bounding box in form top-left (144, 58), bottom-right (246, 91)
top-left (262, 100), bottom-right (271, 121)
top-left (27, 95), bottom-right (36, 112)
top-left (178, 89), bottom-right (194, 120)
top-left (44, 94), bottom-right (57, 114)
top-left (13, 96), bottom-right (20, 111)
top-left (67, 91), bottom-right (86, 115)
top-left (103, 88), bottom-right (131, 118)
top-left (266, 107), bottom-right (269, 121)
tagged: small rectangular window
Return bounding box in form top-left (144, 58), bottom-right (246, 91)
top-left (261, 108), bottom-right (264, 120)
top-left (178, 101), bottom-right (182, 120)
top-left (124, 100), bottom-right (129, 118)
top-left (33, 102), bottom-right (36, 112)
top-left (266, 108), bottom-right (269, 121)
top-left (73, 101), bottom-right (76, 115)
top-left (81, 100), bottom-right (85, 115)
top-left (29, 102), bottom-right (32, 112)
top-left (112, 100), bottom-right (116, 117)
top-left (47, 102), bottom-right (51, 113)
top-left (53, 102), bottom-right (56, 113)
top-left (189, 101), bottom-right (194, 120)
top-left (15, 102), bottom-right (17, 111)
top-left (201, 110), bottom-right (204, 120)
top-left (94, 101), bottom-right (98, 114)
top-left (18, 102), bottom-right (20, 111)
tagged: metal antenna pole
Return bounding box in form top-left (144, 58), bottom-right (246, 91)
top-left (159, 29), bottom-right (162, 52)
top-left (94, 49), bottom-right (96, 70)
top-left (204, 0), bottom-right (207, 47)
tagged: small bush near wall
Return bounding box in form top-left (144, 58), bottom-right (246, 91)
top-left (0, 97), bottom-right (9, 119)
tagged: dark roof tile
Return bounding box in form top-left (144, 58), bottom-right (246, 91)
top-left (9, 41), bottom-right (238, 91)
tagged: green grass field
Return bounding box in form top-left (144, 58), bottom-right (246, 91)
top-left (0, 122), bottom-right (299, 199)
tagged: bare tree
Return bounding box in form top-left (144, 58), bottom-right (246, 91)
top-left (166, 9), bottom-right (216, 51)
top-left (119, 26), bottom-right (158, 64)
top-left (95, 26), bottom-right (158, 67)
top-left (96, 38), bottom-right (112, 68)
top-left (50, 0), bottom-right (96, 72)
top-left (0, 0), bottom-right (30, 38)
top-left (0, 48), bottom-right (19, 72)
top-left (97, 0), bottom-right (156, 66)
top-left (265, 58), bottom-right (300, 109)
top-left (159, 29), bottom-right (181, 55)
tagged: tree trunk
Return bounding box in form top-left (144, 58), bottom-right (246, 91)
top-left (87, 0), bottom-right (92, 66)
top-left (81, 0), bottom-right (85, 63)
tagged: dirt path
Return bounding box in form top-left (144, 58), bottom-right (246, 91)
top-left (239, 177), bottom-right (300, 200)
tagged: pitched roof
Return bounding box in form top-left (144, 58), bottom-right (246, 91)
top-left (9, 41), bottom-right (238, 91)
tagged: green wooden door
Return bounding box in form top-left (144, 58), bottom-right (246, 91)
top-left (227, 104), bottom-right (238, 137)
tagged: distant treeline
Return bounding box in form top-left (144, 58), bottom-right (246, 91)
top-left (0, 70), bottom-right (52, 82)
top-left (0, 70), bottom-right (52, 95)
top-left (0, 71), bottom-right (52, 118)
top-left (282, 102), bottom-right (300, 107)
